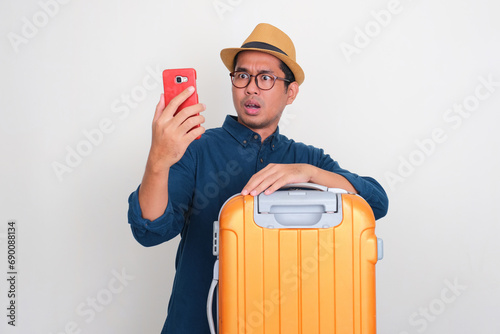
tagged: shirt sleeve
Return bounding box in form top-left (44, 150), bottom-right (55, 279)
top-left (314, 149), bottom-right (389, 220)
top-left (127, 147), bottom-right (197, 247)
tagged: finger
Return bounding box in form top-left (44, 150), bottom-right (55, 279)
top-left (254, 175), bottom-right (283, 196)
top-left (243, 164), bottom-right (312, 196)
top-left (176, 103), bottom-right (206, 124)
top-left (242, 165), bottom-right (279, 196)
top-left (241, 171), bottom-right (264, 195)
top-left (262, 177), bottom-right (289, 195)
top-left (163, 104), bottom-right (204, 136)
top-left (184, 124), bottom-right (206, 142)
top-left (263, 164), bottom-right (313, 194)
top-left (178, 111), bottom-right (205, 134)
top-left (163, 86), bottom-right (196, 119)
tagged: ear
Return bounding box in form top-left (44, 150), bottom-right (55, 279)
top-left (286, 82), bottom-right (299, 105)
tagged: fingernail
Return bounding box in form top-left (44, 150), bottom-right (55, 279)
top-left (188, 86), bottom-right (195, 92)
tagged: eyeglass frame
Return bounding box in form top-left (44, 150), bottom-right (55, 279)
top-left (229, 71), bottom-right (291, 91)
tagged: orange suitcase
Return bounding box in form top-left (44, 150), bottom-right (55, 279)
top-left (207, 184), bottom-right (383, 334)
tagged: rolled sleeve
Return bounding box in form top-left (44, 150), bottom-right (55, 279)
top-left (127, 144), bottom-right (198, 247)
top-left (127, 186), bottom-right (184, 247)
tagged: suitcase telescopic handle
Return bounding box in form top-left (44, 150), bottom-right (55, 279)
top-left (207, 222), bottom-right (219, 333)
top-left (207, 259), bottom-right (219, 334)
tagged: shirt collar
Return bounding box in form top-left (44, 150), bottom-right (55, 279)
top-left (222, 115), bottom-right (281, 150)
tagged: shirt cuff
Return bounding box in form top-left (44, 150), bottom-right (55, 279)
top-left (127, 186), bottom-right (176, 236)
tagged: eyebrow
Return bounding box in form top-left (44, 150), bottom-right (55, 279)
top-left (234, 66), bottom-right (275, 74)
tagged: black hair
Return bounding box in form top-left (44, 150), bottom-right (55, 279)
top-left (279, 60), bottom-right (295, 90)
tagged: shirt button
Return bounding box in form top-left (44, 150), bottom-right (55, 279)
top-left (254, 135), bottom-right (259, 140)
top-left (243, 140), bottom-right (247, 144)
top-left (260, 158), bottom-right (264, 163)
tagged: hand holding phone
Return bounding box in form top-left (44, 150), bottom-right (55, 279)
top-left (139, 71), bottom-right (204, 222)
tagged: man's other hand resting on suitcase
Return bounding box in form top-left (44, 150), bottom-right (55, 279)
top-left (241, 163), bottom-right (357, 196)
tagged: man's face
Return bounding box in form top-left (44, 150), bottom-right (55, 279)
top-left (231, 51), bottom-right (298, 139)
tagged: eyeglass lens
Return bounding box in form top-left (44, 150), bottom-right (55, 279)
top-left (232, 72), bottom-right (275, 90)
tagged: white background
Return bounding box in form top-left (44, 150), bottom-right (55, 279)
top-left (1, 0), bottom-right (499, 333)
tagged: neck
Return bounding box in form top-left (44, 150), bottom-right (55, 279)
top-left (237, 119), bottom-right (277, 143)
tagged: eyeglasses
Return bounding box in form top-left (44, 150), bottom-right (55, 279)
top-left (230, 71), bottom-right (290, 90)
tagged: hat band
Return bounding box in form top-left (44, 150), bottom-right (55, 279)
top-left (241, 41), bottom-right (288, 57)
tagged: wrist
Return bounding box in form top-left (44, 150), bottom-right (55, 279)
top-left (307, 167), bottom-right (357, 193)
top-left (306, 164), bottom-right (321, 184)
top-left (145, 151), bottom-right (173, 176)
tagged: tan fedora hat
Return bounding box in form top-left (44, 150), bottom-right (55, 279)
top-left (220, 23), bottom-right (305, 85)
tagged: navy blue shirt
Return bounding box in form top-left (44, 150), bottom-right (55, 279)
top-left (128, 115), bottom-right (388, 333)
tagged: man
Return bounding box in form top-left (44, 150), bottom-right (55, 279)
top-left (128, 23), bottom-right (388, 333)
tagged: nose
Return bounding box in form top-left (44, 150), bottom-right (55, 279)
top-left (245, 76), bottom-right (260, 95)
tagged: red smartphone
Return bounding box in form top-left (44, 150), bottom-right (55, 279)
top-left (162, 68), bottom-right (201, 138)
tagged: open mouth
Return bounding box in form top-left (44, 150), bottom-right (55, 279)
top-left (244, 100), bottom-right (261, 113)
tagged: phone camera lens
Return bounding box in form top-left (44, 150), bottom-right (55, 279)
top-left (175, 76), bottom-right (182, 83)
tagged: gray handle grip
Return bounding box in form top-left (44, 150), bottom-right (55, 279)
top-left (279, 183), bottom-right (328, 192)
top-left (254, 185), bottom-right (344, 229)
top-left (280, 183), bottom-right (349, 194)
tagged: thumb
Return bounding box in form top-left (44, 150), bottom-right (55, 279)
top-left (153, 94), bottom-right (166, 123)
